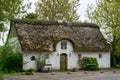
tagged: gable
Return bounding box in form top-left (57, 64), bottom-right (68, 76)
top-left (7, 23), bottom-right (22, 53)
top-left (8, 24), bottom-right (17, 38)
top-left (12, 19), bottom-right (110, 52)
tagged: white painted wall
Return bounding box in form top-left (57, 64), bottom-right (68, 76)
top-left (23, 40), bottom-right (110, 70)
top-left (9, 37), bottom-right (22, 53)
top-left (23, 40), bottom-right (78, 70)
top-left (23, 52), bottom-right (39, 70)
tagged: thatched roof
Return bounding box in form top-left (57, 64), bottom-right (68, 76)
top-left (12, 19), bottom-right (109, 52)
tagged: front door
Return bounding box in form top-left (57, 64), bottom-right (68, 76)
top-left (60, 53), bottom-right (67, 71)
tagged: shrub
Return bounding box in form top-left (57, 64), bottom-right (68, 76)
top-left (0, 44), bottom-right (23, 72)
top-left (26, 68), bottom-right (35, 72)
top-left (82, 57), bottom-right (99, 71)
top-left (25, 68), bottom-right (35, 75)
top-left (72, 68), bottom-right (78, 72)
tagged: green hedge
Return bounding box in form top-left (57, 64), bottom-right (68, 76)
top-left (82, 57), bottom-right (99, 71)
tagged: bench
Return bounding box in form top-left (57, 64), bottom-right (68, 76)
top-left (43, 64), bottom-right (52, 71)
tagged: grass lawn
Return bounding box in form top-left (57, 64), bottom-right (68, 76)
top-left (0, 74), bottom-right (3, 80)
top-left (0, 76), bottom-right (3, 80)
top-left (0, 71), bottom-right (22, 80)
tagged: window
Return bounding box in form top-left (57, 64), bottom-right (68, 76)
top-left (30, 56), bottom-right (36, 61)
top-left (99, 54), bottom-right (102, 58)
top-left (61, 41), bottom-right (67, 49)
top-left (78, 54), bottom-right (82, 58)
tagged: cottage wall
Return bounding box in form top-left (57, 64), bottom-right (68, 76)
top-left (23, 40), bottom-right (78, 70)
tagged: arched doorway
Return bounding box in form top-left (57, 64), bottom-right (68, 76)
top-left (60, 53), bottom-right (67, 71)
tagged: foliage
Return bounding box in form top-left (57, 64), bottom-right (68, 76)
top-left (0, 0), bottom-right (30, 44)
top-left (35, 0), bottom-right (80, 22)
top-left (26, 68), bottom-right (35, 72)
top-left (23, 13), bottom-right (38, 19)
top-left (25, 68), bottom-right (35, 75)
top-left (37, 54), bottom-right (47, 71)
top-left (72, 67), bottom-right (78, 72)
top-left (86, 0), bottom-right (120, 66)
top-left (0, 44), bottom-right (23, 72)
top-left (0, 0), bottom-right (29, 28)
top-left (82, 57), bottom-right (99, 71)
top-left (112, 55), bottom-right (120, 68)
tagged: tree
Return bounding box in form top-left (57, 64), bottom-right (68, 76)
top-left (0, 0), bottom-right (30, 44)
top-left (35, 0), bottom-right (80, 22)
top-left (23, 13), bottom-right (38, 19)
top-left (0, 0), bottom-right (26, 26)
top-left (86, 0), bottom-right (120, 66)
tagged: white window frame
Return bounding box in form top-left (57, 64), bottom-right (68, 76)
top-left (61, 41), bottom-right (67, 49)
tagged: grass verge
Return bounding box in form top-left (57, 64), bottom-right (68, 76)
top-left (0, 75), bottom-right (3, 80)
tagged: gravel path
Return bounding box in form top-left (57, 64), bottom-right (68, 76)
top-left (4, 70), bottom-right (120, 80)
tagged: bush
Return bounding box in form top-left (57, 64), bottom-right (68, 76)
top-left (25, 68), bottom-right (35, 75)
top-left (82, 57), bottom-right (99, 71)
top-left (72, 68), bottom-right (78, 72)
top-left (0, 44), bottom-right (23, 72)
top-left (111, 55), bottom-right (120, 68)
top-left (26, 68), bottom-right (35, 72)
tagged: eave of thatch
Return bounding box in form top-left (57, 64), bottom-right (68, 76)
top-left (11, 19), bottom-right (110, 52)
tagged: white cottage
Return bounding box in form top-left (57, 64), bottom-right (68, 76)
top-left (9, 19), bottom-right (110, 71)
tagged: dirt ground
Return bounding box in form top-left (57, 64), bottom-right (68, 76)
top-left (4, 69), bottom-right (120, 80)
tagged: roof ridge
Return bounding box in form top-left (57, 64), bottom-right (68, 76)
top-left (13, 19), bottom-right (99, 28)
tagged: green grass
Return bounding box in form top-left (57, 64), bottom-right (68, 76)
top-left (0, 71), bottom-right (22, 80)
top-left (0, 75), bottom-right (3, 80)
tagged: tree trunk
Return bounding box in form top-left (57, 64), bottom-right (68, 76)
top-left (111, 40), bottom-right (117, 67)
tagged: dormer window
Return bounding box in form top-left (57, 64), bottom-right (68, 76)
top-left (61, 41), bottom-right (67, 49)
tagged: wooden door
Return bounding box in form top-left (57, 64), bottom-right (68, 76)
top-left (60, 53), bottom-right (67, 71)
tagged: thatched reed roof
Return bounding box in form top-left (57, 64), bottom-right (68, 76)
top-left (12, 19), bottom-right (109, 52)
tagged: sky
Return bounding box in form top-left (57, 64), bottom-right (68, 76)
top-left (0, 0), bottom-right (96, 45)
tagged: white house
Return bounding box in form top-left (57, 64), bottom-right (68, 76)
top-left (9, 19), bottom-right (110, 71)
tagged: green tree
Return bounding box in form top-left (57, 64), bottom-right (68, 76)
top-left (0, 0), bottom-right (26, 27)
top-left (86, 0), bottom-right (120, 66)
top-left (35, 0), bottom-right (80, 22)
top-left (0, 0), bottom-right (30, 44)
top-left (23, 13), bottom-right (38, 19)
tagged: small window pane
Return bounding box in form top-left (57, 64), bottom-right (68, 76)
top-left (30, 56), bottom-right (36, 61)
top-left (99, 54), bottom-right (102, 58)
top-left (78, 54), bottom-right (82, 58)
top-left (61, 41), bottom-right (67, 49)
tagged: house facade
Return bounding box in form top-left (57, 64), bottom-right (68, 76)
top-left (9, 19), bottom-right (110, 71)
